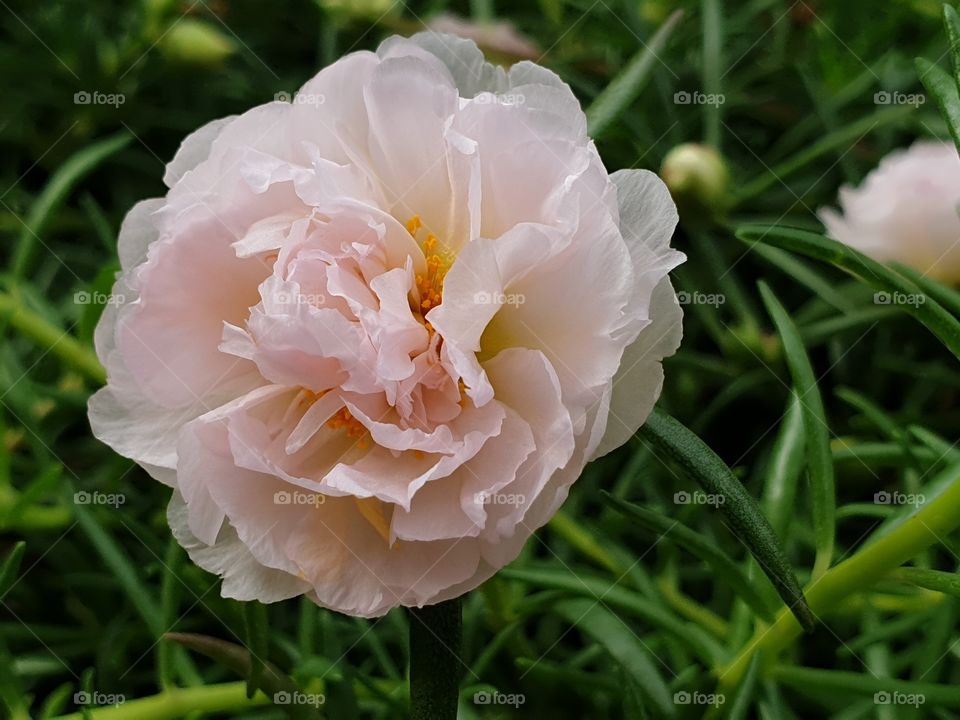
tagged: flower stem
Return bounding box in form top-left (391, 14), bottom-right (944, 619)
top-left (717, 464), bottom-right (960, 693)
top-left (52, 682), bottom-right (267, 719)
top-left (409, 598), bottom-right (462, 720)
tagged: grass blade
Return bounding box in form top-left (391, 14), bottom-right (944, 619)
top-left (761, 391), bottom-right (805, 540)
top-left (638, 409), bottom-right (815, 631)
top-left (916, 57), bottom-right (960, 156)
top-left (737, 225), bottom-right (960, 359)
top-left (554, 599), bottom-right (674, 717)
top-left (603, 493), bottom-right (778, 622)
top-left (0, 541), bottom-right (26, 599)
top-left (890, 567), bottom-right (960, 599)
top-left (501, 565), bottom-right (724, 663)
top-left (586, 10), bottom-right (684, 137)
top-left (701, 0), bottom-right (723, 148)
top-left (11, 132), bottom-right (130, 279)
top-left (758, 281), bottom-right (835, 578)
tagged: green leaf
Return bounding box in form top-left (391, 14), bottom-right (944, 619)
top-left (500, 565), bottom-right (724, 664)
top-left (622, 668), bottom-right (651, 720)
top-left (774, 666), bottom-right (960, 707)
top-left (701, 0), bottom-right (723, 148)
top-left (638, 409), bottom-right (815, 631)
top-left (890, 261), bottom-right (960, 318)
top-left (752, 244), bottom-right (857, 314)
top-left (553, 599), bottom-right (674, 717)
top-left (890, 566), bottom-right (960, 599)
top-left (916, 57), bottom-right (960, 156)
top-left (733, 105), bottom-right (914, 204)
top-left (761, 391), bottom-right (805, 539)
top-left (586, 10), bottom-right (684, 137)
top-left (11, 132), bottom-right (130, 279)
top-left (73, 501), bottom-right (164, 638)
top-left (944, 4), bottom-right (960, 82)
top-left (727, 653), bottom-right (760, 720)
top-left (800, 307), bottom-right (901, 347)
top-left (0, 541), bottom-right (26, 599)
top-left (603, 493), bottom-right (778, 622)
top-left (758, 282), bottom-right (835, 577)
top-left (737, 225), bottom-right (960, 360)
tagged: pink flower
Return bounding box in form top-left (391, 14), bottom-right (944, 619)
top-left (819, 141), bottom-right (960, 285)
top-left (89, 33), bottom-right (684, 616)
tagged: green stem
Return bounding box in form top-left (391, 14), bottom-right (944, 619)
top-left (409, 599), bottom-right (462, 720)
top-left (717, 465), bottom-right (960, 693)
top-left (0, 291), bottom-right (105, 384)
top-left (53, 682), bottom-right (267, 719)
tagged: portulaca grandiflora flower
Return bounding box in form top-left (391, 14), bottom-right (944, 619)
top-left (89, 33), bottom-right (684, 616)
top-left (819, 140), bottom-right (960, 284)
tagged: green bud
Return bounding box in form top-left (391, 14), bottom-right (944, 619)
top-left (660, 143), bottom-right (730, 222)
top-left (159, 19), bottom-right (237, 66)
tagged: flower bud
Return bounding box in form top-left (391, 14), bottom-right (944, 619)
top-left (159, 19), bottom-right (236, 66)
top-left (660, 143), bottom-right (730, 222)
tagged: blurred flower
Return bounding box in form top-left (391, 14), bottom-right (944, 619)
top-left (89, 34), bottom-right (683, 617)
top-left (819, 141), bottom-right (960, 284)
top-left (427, 14), bottom-right (540, 60)
top-left (159, 19), bottom-right (236, 66)
top-left (661, 143), bottom-right (730, 221)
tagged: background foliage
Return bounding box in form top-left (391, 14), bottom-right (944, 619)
top-left (1, 0), bottom-right (960, 717)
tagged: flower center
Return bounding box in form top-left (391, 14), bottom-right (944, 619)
top-left (325, 406), bottom-right (367, 441)
top-left (406, 215), bottom-right (451, 320)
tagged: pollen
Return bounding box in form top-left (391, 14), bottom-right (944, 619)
top-left (407, 215), bottom-right (449, 318)
top-left (325, 407), bottom-right (367, 439)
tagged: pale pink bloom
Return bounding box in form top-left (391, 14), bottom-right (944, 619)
top-left (89, 33), bottom-right (683, 617)
top-left (820, 141), bottom-right (960, 285)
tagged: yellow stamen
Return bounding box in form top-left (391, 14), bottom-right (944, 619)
top-left (406, 215), bottom-right (451, 322)
top-left (325, 407), bottom-right (367, 439)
